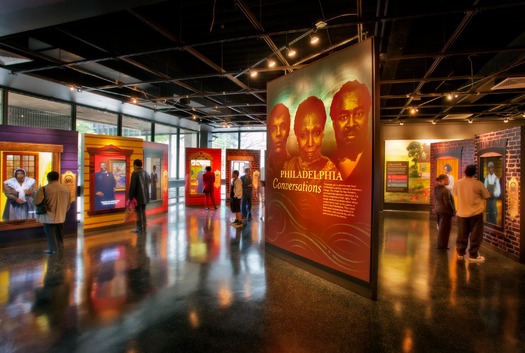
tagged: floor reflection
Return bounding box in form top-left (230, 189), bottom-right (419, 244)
top-left (0, 207), bottom-right (524, 352)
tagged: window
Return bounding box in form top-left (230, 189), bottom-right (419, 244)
top-left (122, 115), bottom-right (151, 140)
top-left (76, 106), bottom-right (118, 135)
top-left (8, 92), bottom-right (71, 130)
top-left (4, 153), bottom-right (38, 181)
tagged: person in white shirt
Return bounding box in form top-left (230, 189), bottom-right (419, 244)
top-left (452, 164), bottom-right (490, 263)
top-left (484, 162), bottom-right (501, 224)
top-left (3, 168), bottom-right (37, 220)
top-left (229, 170), bottom-right (243, 228)
top-left (443, 164), bottom-right (454, 191)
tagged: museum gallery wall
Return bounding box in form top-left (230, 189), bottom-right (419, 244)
top-left (266, 38), bottom-right (378, 298)
top-left (84, 134), bottom-right (167, 231)
top-left (430, 127), bottom-right (523, 263)
top-left (0, 126), bottom-right (78, 244)
top-left (475, 127), bottom-right (522, 263)
top-left (144, 141), bottom-right (169, 212)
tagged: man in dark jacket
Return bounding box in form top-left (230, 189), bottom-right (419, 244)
top-left (129, 159), bottom-right (150, 233)
top-left (433, 174), bottom-right (456, 250)
top-left (240, 168), bottom-right (253, 221)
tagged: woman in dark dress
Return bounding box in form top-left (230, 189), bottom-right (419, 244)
top-left (150, 165), bottom-right (158, 200)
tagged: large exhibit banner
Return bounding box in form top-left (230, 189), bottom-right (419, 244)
top-left (266, 38), bottom-right (375, 285)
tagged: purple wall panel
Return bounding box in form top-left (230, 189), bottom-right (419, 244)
top-left (0, 126), bottom-right (79, 245)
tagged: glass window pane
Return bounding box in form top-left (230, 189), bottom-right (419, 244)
top-left (212, 132), bottom-right (239, 149)
top-left (240, 131), bottom-right (266, 150)
top-left (154, 123), bottom-right (177, 145)
top-left (76, 106), bottom-right (118, 135)
top-left (154, 123), bottom-right (177, 179)
top-left (122, 115), bottom-right (151, 140)
top-left (8, 92), bottom-right (71, 130)
top-left (179, 130), bottom-right (198, 179)
top-left (212, 132), bottom-right (239, 179)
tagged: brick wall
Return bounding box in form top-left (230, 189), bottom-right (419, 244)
top-left (429, 139), bottom-right (474, 216)
top-left (430, 130), bottom-right (523, 263)
top-left (475, 127), bottom-right (522, 262)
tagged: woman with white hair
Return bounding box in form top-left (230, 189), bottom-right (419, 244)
top-left (3, 168), bottom-right (37, 220)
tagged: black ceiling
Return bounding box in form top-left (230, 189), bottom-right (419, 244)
top-left (1, 0), bottom-right (525, 129)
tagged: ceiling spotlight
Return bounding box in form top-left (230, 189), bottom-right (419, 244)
top-left (192, 115), bottom-right (196, 120)
top-left (287, 47), bottom-right (297, 58)
top-left (69, 85), bottom-right (75, 91)
top-left (431, 120), bottom-right (437, 125)
top-left (399, 121), bottom-right (404, 126)
top-left (310, 34), bottom-right (320, 45)
top-left (267, 59), bottom-right (276, 68)
top-left (76, 87), bottom-right (82, 92)
top-left (249, 70), bottom-right (258, 78)
top-left (504, 117), bottom-right (509, 123)
top-left (409, 107), bottom-right (418, 115)
top-left (468, 118), bottom-right (473, 124)
top-left (315, 20), bottom-right (327, 29)
top-left (131, 97), bottom-right (137, 104)
top-left (446, 92), bottom-right (458, 101)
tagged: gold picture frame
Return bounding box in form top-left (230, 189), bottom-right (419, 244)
top-left (109, 159), bottom-right (127, 191)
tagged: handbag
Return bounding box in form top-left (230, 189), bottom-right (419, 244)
top-left (35, 187), bottom-right (48, 215)
top-left (124, 198), bottom-right (138, 222)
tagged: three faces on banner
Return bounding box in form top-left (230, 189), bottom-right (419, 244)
top-left (267, 79), bottom-right (372, 182)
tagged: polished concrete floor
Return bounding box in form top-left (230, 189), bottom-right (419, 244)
top-left (0, 204), bottom-right (524, 353)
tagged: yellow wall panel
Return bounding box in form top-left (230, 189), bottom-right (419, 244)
top-left (83, 135), bottom-right (144, 230)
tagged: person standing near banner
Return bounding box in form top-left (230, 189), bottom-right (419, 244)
top-left (35, 171), bottom-right (71, 254)
top-left (129, 159), bottom-right (150, 234)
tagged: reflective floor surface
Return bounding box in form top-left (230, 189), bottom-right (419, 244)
top-left (0, 205), bottom-right (524, 353)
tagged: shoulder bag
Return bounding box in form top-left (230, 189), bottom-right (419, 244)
top-left (35, 187), bottom-right (48, 215)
